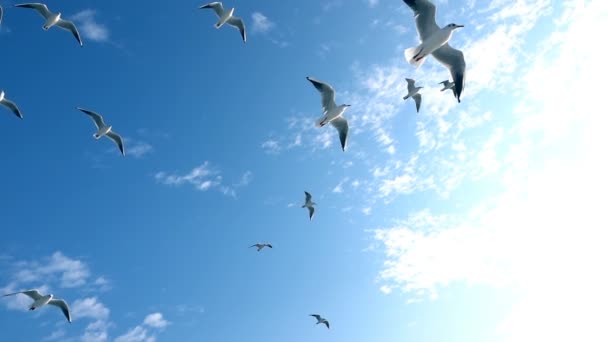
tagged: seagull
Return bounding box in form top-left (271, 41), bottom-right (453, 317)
top-left (77, 107), bottom-right (125, 156)
top-left (250, 243), bottom-right (273, 251)
top-left (199, 2), bottom-right (246, 43)
top-left (15, 3), bottom-right (83, 47)
top-left (2, 290), bottom-right (72, 323)
top-left (0, 91), bottom-right (23, 119)
top-left (403, 78), bottom-right (423, 113)
top-left (302, 191), bottom-right (316, 221)
top-left (438, 80), bottom-right (457, 99)
top-left (310, 314), bottom-right (330, 329)
top-left (401, 0), bottom-right (466, 102)
top-left (306, 76), bottom-right (350, 151)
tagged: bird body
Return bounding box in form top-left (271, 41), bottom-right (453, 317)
top-left (302, 191), bottom-right (316, 220)
top-left (2, 290), bottom-right (72, 323)
top-left (216, 7), bottom-right (234, 28)
top-left (43, 12), bottom-right (60, 30)
top-left (250, 243), bottom-right (273, 251)
top-left (94, 125), bottom-right (112, 140)
top-left (404, 24), bottom-right (462, 68)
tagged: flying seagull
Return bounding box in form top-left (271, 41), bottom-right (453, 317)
top-left (310, 314), bottom-right (330, 329)
top-left (401, 0), bottom-right (466, 102)
top-left (250, 243), bottom-right (273, 251)
top-left (77, 107), bottom-right (125, 156)
top-left (2, 290), bottom-right (72, 323)
top-left (302, 191), bottom-right (316, 221)
top-left (15, 3), bottom-right (83, 46)
top-left (306, 76), bottom-right (350, 151)
top-left (0, 91), bottom-right (23, 119)
top-left (403, 78), bottom-right (423, 113)
top-left (439, 80), bottom-right (457, 98)
top-left (199, 2), bottom-right (246, 43)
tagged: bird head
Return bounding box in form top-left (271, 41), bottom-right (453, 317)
top-left (445, 23), bottom-right (464, 30)
top-left (341, 104), bottom-right (351, 108)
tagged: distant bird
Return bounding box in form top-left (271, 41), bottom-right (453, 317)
top-left (439, 80), bottom-right (457, 99)
top-left (250, 243), bottom-right (273, 251)
top-left (401, 0), bottom-right (466, 102)
top-left (0, 91), bottom-right (23, 119)
top-left (77, 107), bottom-right (125, 156)
top-left (15, 3), bottom-right (83, 46)
top-left (199, 2), bottom-right (246, 43)
top-left (310, 314), bottom-right (330, 329)
top-left (302, 191), bottom-right (316, 220)
top-left (306, 77), bottom-right (350, 151)
top-left (403, 78), bottom-right (423, 113)
top-left (2, 290), bottom-right (72, 323)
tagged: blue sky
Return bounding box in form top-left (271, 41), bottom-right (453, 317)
top-left (1, 0), bottom-right (606, 341)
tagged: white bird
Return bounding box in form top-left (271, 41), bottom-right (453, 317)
top-left (2, 290), bottom-right (72, 323)
top-left (310, 314), bottom-right (330, 329)
top-left (302, 191), bottom-right (316, 221)
top-left (0, 90), bottom-right (24, 119)
top-left (438, 80), bottom-right (457, 98)
top-left (401, 0), bottom-right (466, 102)
top-left (199, 2), bottom-right (246, 43)
top-left (403, 78), bottom-right (423, 113)
top-left (77, 107), bottom-right (125, 156)
top-left (306, 76), bottom-right (350, 151)
top-left (250, 243), bottom-right (273, 251)
top-left (15, 3), bottom-right (83, 47)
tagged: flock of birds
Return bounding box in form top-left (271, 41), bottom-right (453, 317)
top-left (1, 0), bottom-right (467, 334)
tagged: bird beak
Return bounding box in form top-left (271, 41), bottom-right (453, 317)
top-left (456, 24), bottom-right (464, 28)
top-left (346, 104), bottom-right (351, 107)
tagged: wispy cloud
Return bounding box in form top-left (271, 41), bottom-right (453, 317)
top-left (251, 12), bottom-right (275, 33)
top-left (71, 9), bottom-right (109, 42)
top-left (155, 162), bottom-right (252, 197)
top-left (72, 297), bottom-right (110, 321)
top-left (115, 312), bottom-right (169, 342)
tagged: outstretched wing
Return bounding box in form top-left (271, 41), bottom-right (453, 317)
top-left (227, 16), bottom-right (246, 43)
top-left (405, 78), bottom-right (416, 93)
top-left (413, 94), bottom-right (422, 113)
top-left (323, 320), bottom-right (330, 329)
top-left (308, 206), bottom-right (315, 220)
top-left (106, 131), bottom-right (125, 156)
top-left (432, 43), bottom-right (466, 102)
top-left (304, 191), bottom-right (312, 202)
top-left (77, 107), bottom-right (105, 129)
top-left (401, 0), bottom-right (439, 40)
top-left (3, 289), bottom-right (43, 301)
top-left (199, 2), bottom-right (224, 17)
top-left (306, 77), bottom-right (337, 114)
top-left (310, 314), bottom-right (321, 320)
top-left (56, 19), bottom-right (83, 47)
top-left (1, 98), bottom-right (24, 119)
top-left (14, 3), bottom-right (53, 19)
top-left (48, 299), bottom-right (72, 323)
top-left (330, 116), bottom-right (349, 151)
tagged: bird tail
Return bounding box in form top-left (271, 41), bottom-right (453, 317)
top-left (403, 94), bottom-right (410, 100)
top-left (315, 115), bottom-right (328, 127)
top-left (404, 46), bottom-right (426, 68)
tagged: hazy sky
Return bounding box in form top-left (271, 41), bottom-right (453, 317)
top-left (1, 1), bottom-right (606, 341)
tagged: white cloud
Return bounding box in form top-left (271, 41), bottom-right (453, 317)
top-left (126, 141), bottom-right (153, 158)
top-left (71, 10), bottom-right (109, 42)
top-left (82, 320), bottom-right (110, 342)
top-left (6, 252), bottom-right (90, 289)
top-left (114, 326), bottom-right (150, 342)
top-left (251, 12), bottom-right (274, 33)
top-left (367, 0), bottom-right (379, 8)
top-left (143, 313), bottom-right (169, 329)
top-left (261, 139), bottom-right (281, 154)
top-left (154, 162), bottom-right (222, 192)
top-left (72, 297), bottom-right (110, 321)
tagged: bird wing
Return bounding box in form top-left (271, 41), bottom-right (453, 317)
top-left (266, 244), bottom-right (273, 248)
top-left (308, 206), bottom-right (315, 220)
top-left (330, 116), bottom-right (349, 151)
top-left (249, 244), bottom-right (259, 248)
top-left (199, 2), bottom-right (224, 17)
top-left (413, 94), bottom-right (422, 113)
top-left (226, 16), bottom-right (246, 43)
top-left (14, 3), bottom-right (53, 19)
top-left (310, 314), bottom-right (321, 320)
top-left (401, 0), bottom-right (439, 40)
top-left (48, 299), bottom-right (72, 323)
top-left (56, 19), bottom-right (83, 46)
top-left (304, 191), bottom-right (312, 203)
top-left (1, 98), bottom-right (24, 119)
top-left (431, 43), bottom-right (466, 102)
top-left (405, 78), bottom-right (416, 93)
top-left (306, 77), bottom-right (337, 113)
top-left (77, 107), bottom-right (105, 129)
top-left (3, 289), bottom-right (43, 300)
top-left (323, 320), bottom-right (330, 329)
top-left (106, 131), bottom-right (125, 156)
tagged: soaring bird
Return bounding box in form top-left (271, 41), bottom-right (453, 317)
top-left (306, 77), bottom-right (350, 151)
top-left (302, 191), bottom-right (316, 221)
top-left (0, 90), bottom-right (24, 119)
top-left (310, 314), bottom-right (330, 329)
top-left (2, 290), bottom-right (72, 323)
top-left (250, 243), bottom-right (273, 251)
top-left (15, 3), bottom-right (83, 46)
top-left (403, 78), bottom-right (423, 113)
top-left (77, 107), bottom-right (125, 156)
top-left (401, 0), bottom-right (466, 102)
top-left (199, 2), bottom-right (246, 43)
